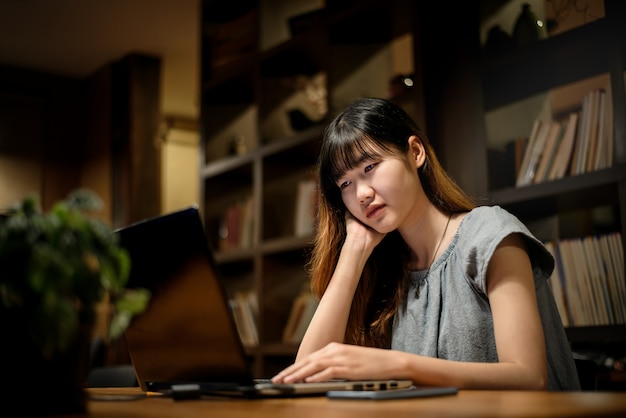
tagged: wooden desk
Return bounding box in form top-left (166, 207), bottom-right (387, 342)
top-left (86, 388), bottom-right (626, 417)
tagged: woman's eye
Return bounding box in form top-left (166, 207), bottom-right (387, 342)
top-left (364, 163), bottom-right (376, 173)
top-left (339, 180), bottom-right (351, 189)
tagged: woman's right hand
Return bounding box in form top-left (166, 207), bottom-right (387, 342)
top-left (344, 211), bottom-right (386, 254)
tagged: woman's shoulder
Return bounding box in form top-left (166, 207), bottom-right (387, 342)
top-left (460, 205), bottom-right (526, 234)
top-left (457, 205), bottom-right (554, 281)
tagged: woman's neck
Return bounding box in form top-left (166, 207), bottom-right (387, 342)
top-left (400, 207), bottom-right (455, 271)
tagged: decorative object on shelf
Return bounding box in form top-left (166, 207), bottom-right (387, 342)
top-left (545, 0), bottom-right (605, 36)
top-left (288, 108), bottom-right (317, 131)
top-left (0, 189), bottom-right (150, 416)
top-left (229, 134), bottom-right (247, 156)
top-left (286, 73), bottom-right (328, 132)
top-left (483, 25), bottom-right (515, 57)
top-left (512, 3), bottom-right (547, 49)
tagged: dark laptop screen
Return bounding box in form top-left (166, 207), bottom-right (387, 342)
top-left (115, 206), bottom-right (254, 390)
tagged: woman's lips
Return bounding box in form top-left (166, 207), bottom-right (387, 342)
top-left (366, 204), bottom-right (384, 218)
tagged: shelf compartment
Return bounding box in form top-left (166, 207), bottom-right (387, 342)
top-left (202, 103), bottom-right (258, 163)
top-left (262, 131), bottom-right (321, 180)
top-left (261, 133), bottom-right (320, 242)
top-left (259, 28), bottom-right (328, 145)
top-left (261, 30), bottom-right (328, 78)
top-left (201, 6), bottom-right (258, 83)
top-left (258, 71), bottom-right (327, 145)
top-left (481, 18), bottom-right (617, 111)
top-left (201, 64), bottom-right (256, 104)
top-left (216, 257), bottom-right (256, 291)
top-left (202, 163), bottom-right (254, 251)
top-left (327, 0), bottom-right (410, 44)
top-left (262, 169), bottom-right (316, 241)
top-left (261, 249), bottom-right (311, 344)
top-left (484, 72), bottom-right (615, 191)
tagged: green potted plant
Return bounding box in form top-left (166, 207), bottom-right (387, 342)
top-left (0, 189), bottom-right (150, 416)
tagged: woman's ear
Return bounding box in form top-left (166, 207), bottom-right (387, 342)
top-left (407, 135), bottom-right (426, 169)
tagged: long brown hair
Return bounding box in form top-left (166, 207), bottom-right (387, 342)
top-left (308, 97), bottom-right (475, 348)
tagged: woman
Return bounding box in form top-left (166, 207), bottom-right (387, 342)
top-left (272, 97), bottom-right (580, 390)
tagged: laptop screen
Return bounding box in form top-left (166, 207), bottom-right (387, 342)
top-left (116, 206), bottom-right (254, 390)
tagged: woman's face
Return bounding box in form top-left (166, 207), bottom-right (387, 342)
top-left (335, 148), bottom-right (422, 233)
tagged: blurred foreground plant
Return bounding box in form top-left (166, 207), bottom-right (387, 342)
top-left (0, 189), bottom-right (150, 358)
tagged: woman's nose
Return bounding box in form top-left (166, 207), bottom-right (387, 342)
top-left (357, 183), bottom-right (373, 204)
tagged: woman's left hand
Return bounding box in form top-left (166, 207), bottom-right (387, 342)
top-left (272, 342), bottom-right (397, 384)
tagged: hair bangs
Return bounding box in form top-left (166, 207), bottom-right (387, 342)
top-left (322, 132), bottom-right (394, 183)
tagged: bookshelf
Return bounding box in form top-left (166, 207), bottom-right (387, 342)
top-left (414, 0), bottom-right (625, 388)
top-left (199, 0), bottom-right (414, 377)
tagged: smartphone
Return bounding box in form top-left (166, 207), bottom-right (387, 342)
top-left (326, 386), bottom-right (458, 400)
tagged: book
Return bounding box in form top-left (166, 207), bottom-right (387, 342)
top-left (513, 137), bottom-right (529, 178)
top-left (289, 294), bottom-right (318, 344)
top-left (515, 119), bottom-right (541, 186)
top-left (558, 239), bottom-right (585, 326)
top-left (231, 291), bottom-right (259, 347)
top-left (604, 83), bottom-right (615, 169)
top-left (282, 293), bottom-right (308, 344)
top-left (282, 292), bottom-right (318, 345)
top-left (219, 196), bottom-right (255, 251)
top-left (547, 112), bottom-right (579, 181)
top-left (592, 89), bottom-right (607, 170)
top-left (592, 86), bottom-right (614, 171)
top-left (570, 238), bottom-right (598, 325)
top-left (582, 236), bottom-right (609, 324)
top-left (569, 93), bottom-right (590, 176)
top-left (587, 235), bottom-right (615, 324)
top-left (606, 233), bottom-right (626, 322)
top-left (571, 89), bottom-right (601, 176)
top-left (294, 178), bottom-right (318, 237)
top-left (584, 89), bottom-right (601, 173)
top-left (517, 120), bottom-right (552, 187)
top-left (533, 121), bottom-right (563, 184)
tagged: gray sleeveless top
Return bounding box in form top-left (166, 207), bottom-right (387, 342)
top-left (391, 205), bottom-right (580, 391)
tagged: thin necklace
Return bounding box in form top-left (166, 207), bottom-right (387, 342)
top-left (415, 213), bottom-right (452, 299)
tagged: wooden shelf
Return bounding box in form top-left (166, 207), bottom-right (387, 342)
top-left (199, 0), bottom-right (412, 377)
top-left (487, 165), bottom-right (626, 220)
top-left (566, 325), bottom-right (626, 344)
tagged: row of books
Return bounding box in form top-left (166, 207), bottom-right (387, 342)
top-left (217, 177), bottom-right (318, 251)
top-left (516, 86), bottom-right (614, 187)
top-left (545, 232), bottom-right (625, 327)
top-left (229, 290), bottom-right (319, 348)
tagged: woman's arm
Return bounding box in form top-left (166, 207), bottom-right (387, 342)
top-left (274, 234), bottom-right (548, 390)
top-left (294, 213), bottom-right (386, 362)
top-left (293, 238), bottom-right (368, 361)
top-left (481, 233), bottom-right (548, 388)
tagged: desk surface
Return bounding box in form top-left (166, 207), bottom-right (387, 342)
top-left (87, 387), bottom-right (626, 418)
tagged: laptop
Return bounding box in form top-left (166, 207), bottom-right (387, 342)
top-left (116, 205), bottom-right (413, 398)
